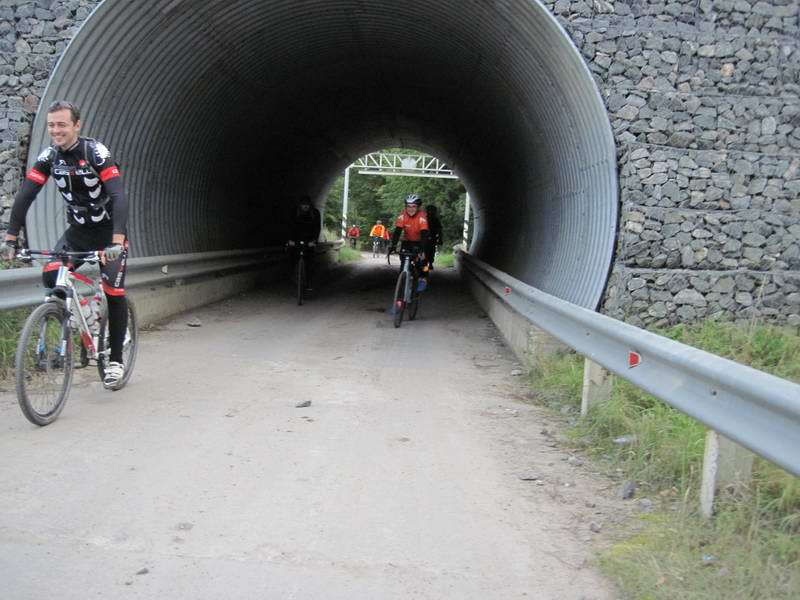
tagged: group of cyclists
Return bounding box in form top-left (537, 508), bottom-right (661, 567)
top-left (1, 100), bottom-right (448, 394)
top-left (345, 201), bottom-right (444, 269)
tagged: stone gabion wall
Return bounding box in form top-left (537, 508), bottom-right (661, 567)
top-left (1, 0), bottom-right (799, 326)
top-left (0, 0), bottom-right (94, 221)
top-left (541, 0), bottom-right (800, 326)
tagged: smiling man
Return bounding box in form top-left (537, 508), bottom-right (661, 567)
top-left (1, 100), bottom-right (130, 388)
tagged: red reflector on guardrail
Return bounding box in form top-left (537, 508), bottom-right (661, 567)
top-left (628, 351), bottom-right (641, 368)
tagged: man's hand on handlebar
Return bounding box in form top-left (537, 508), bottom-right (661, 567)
top-left (101, 243), bottom-right (124, 265)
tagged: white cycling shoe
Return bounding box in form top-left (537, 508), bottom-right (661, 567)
top-left (103, 361), bottom-right (125, 389)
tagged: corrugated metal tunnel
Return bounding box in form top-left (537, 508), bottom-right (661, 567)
top-left (26, 0), bottom-right (618, 309)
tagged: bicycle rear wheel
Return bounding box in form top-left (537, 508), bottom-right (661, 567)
top-left (296, 257), bottom-right (305, 305)
top-left (393, 271), bottom-right (407, 328)
top-left (97, 297), bottom-right (139, 391)
top-left (409, 283), bottom-right (420, 321)
top-left (15, 302), bottom-right (74, 426)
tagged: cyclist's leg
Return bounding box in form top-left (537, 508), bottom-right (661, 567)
top-left (99, 232), bottom-right (129, 366)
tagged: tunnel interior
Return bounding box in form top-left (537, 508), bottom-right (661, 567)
top-left (27, 0), bottom-right (617, 309)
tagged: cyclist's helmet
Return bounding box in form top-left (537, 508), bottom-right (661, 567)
top-left (377, 219), bottom-right (383, 224)
top-left (298, 194), bottom-right (312, 211)
top-left (405, 193), bottom-right (422, 206)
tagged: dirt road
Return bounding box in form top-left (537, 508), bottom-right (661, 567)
top-left (0, 256), bottom-right (618, 599)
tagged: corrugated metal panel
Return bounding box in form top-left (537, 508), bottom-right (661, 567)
top-left (27, 0), bottom-right (617, 309)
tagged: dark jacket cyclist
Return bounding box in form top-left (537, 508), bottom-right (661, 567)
top-left (287, 195), bottom-right (322, 290)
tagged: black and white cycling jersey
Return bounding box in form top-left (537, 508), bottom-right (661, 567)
top-left (8, 136), bottom-right (127, 236)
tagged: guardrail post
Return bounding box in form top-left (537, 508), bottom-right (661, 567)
top-left (581, 359), bottom-right (612, 416)
top-left (700, 430), bottom-right (755, 518)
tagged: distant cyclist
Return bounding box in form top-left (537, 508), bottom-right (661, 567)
top-left (388, 194), bottom-right (430, 285)
top-left (425, 204), bottom-right (443, 269)
top-left (287, 195), bottom-right (321, 290)
top-left (369, 219), bottom-right (386, 256)
top-left (1, 100), bottom-right (129, 389)
top-left (346, 223), bottom-right (360, 248)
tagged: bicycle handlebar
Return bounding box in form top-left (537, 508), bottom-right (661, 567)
top-left (17, 249), bottom-right (102, 264)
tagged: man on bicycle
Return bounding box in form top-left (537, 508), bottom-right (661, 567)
top-left (286, 195), bottom-right (321, 290)
top-left (1, 100), bottom-right (129, 389)
top-left (388, 194), bottom-right (430, 286)
top-left (346, 223), bottom-right (360, 248)
top-left (369, 220), bottom-right (386, 252)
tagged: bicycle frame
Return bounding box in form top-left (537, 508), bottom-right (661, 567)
top-left (397, 251), bottom-right (420, 302)
top-left (22, 250), bottom-right (104, 359)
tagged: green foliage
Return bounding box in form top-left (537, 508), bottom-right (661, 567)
top-left (337, 246), bottom-right (362, 263)
top-left (601, 505), bottom-right (800, 600)
top-left (433, 252), bottom-right (455, 269)
top-left (0, 308), bottom-right (31, 380)
top-left (324, 149), bottom-right (471, 247)
top-left (661, 320), bottom-right (800, 383)
top-left (528, 320), bottom-right (800, 600)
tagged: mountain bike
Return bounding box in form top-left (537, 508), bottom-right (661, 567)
top-left (13, 249), bottom-right (139, 426)
top-left (289, 240), bottom-right (311, 305)
top-left (372, 236), bottom-right (382, 258)
top-left (389, 249), bottom-right (425, 328)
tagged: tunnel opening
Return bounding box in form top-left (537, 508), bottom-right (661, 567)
top-left (26, 0), bottom-right (617, 309)
top-left (323, 147), bottom-right (469, 251)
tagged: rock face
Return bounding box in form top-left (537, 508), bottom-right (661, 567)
top-left (581, 1), bottom-right (800, 326)
top-left (1, 0), bottom-right (799, 326)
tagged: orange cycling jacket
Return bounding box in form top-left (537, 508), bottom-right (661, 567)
top-left (369, 224), bottom-right (386, 237)
top-left (394, 210), bottom-right (428, 242)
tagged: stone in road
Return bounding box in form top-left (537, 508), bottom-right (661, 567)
top-left (0, 258), bottom-right (615, 599)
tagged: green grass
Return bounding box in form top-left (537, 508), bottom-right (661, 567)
top-left (434, 252), bottom-right (455, 268)
top-left (0, 308), bottom-right (31, 381)
top-left (338, 246), bottom-right (363, 263)
top-left (528, 320), bottom-right (800, 600)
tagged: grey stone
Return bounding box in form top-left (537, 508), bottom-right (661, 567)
top-left (675, 289), bottom-right (707, 307)
top-left (618, 480), bottom-right (637, 500)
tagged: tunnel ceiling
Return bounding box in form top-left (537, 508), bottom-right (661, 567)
top-left (28, 0), bottom-right (617, 309)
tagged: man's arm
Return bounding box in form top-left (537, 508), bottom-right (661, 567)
top-left (90, 140), bottom-right (127, 243)
top-left (5, 150), bottom-right (53, 240)
top-left (390, 226), bottom-right (402, 250)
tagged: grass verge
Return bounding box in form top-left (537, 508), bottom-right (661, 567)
top-left (338, 246), bottom-right (362, 263)
top-left (0, 308), bottom-right (32, 381)
top-left (434, 252), bottom-right (455, 268)
top-left (529, 320), bottom-right (800, 600)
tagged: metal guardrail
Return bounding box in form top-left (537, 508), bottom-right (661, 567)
top-left (0, 243), bottom-right (342, 311)
top-left (458, 251), bottom-right (800, 477)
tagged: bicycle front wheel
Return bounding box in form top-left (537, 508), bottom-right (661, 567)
top-left (296, 257), bottom-right (305, 305)
top-left (97, 296), bottom-right (139, 391)
top-left (393, 271), bottom-right (407, 328)
top-left (15, 302), bottom-right (74, 426)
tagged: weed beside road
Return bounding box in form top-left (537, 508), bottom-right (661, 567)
top-left (528, 320), bottom-right (800, 600)
top-left (338, 246), bottom-right (363, 263)
top-left (0, 308), bottom-right (30, 381)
